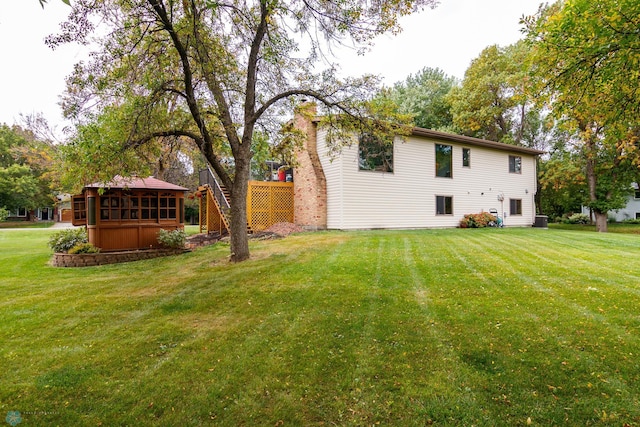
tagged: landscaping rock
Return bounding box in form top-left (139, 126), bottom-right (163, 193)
top-left (263, 222), bottom-right (304, 236)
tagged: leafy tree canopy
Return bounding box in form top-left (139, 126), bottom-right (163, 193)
top-left (524, 0), bottom-right (640, 124)
top-left (447, 42), bottom-right (549, 148)
top-left (0, 124), bottom-right (55, 212)
top-left (384, 67), bottom-right (458, 131)
top-left (524, 0), bottom-right (640, 230)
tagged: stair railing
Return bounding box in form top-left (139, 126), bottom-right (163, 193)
top-left (199, 166), bottom-right (231, 212)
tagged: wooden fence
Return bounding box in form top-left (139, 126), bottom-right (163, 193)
top-left (247, 181), bottom-right (294, 231)
top-left (200, 181), bottom-right (294, 234)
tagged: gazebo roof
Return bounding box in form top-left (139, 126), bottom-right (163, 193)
top-left (85, 175), bottom-right (189, 192)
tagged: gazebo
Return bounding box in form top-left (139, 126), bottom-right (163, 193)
top-left (71, 176), bottom-right (188, 251)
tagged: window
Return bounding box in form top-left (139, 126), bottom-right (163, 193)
top-left (436, 195), bottom-right (453, 215)
top-left (636, 212), bottom-right (640, 220)
top-left (358, 133), bottom-right (393, 172)
top-left (159, 192), bottom-right (177, 220)
top-left (100, 191), bottom-right (121, 220)
top-left (16, 207), bottom-right (27, 217)
top-left (87, 197), bottom-right (96, 226)
top-left (436, 144), bottom-right (452, 178)
top-left (140, 192), bottom-right (158, 220)
top-left (120, 194), bottom-right (139, 220)
top-left (98, 191), bottom-right (141, 221)
top-left (72, 195), bottom-right (86, 223)
top-left (94, 190), bottom-right (179, 222)
top-left (509, 155), bottom-right (522, 174)
top-left (96, 190), bottom-right (179, 221)
top-left (635, 190), bottom-right (640, 199)
top-left (510, 198), bottom-right (522, 216)
top-left (462, 148), bottom-right (470, 167)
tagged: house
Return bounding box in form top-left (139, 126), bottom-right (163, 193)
top-left (197, 106), bottom-right (544, 234)
top-left (71, 176), bottom-right (188, 251)
top-left (613, 185), bottom-right (640, 221)
top-left (293, 105), bottom-right (544, 230)
top-left (6, 206), bottom-right (54, 222)
top-left (6, 207), bottom-right (30, 221)
top-left (581, 184), bottom-right (640, 222)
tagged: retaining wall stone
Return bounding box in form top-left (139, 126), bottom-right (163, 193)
top-left (51, 248), bottom-right (189, 267)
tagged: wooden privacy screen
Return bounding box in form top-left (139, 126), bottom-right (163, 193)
top-left (247, 181), bottom-right (294, 231)
top-left (199, 181), bottom-right (294, 234)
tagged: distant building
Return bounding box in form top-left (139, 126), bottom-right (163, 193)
top-left (582, 184), bottom-right (640, 222)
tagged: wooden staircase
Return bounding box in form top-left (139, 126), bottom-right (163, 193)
top-left (198, 184), bottom-right (230, 235)
top-left (198, 167), bottom-right (253, 235)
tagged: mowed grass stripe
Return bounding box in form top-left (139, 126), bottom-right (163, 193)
top-left (483, 230), bottom-right (640, 335)
top-left (393, 229), bottom-right (640, 424)
top-left (1, 228), bottom-right (640, 425)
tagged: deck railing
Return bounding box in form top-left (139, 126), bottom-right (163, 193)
top-left (199, 167), bottom-right (230, 212)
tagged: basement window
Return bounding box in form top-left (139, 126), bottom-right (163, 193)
top-left (436, 195), bottom-right (453, 215)
top-left (510, 198), bottom-right (522, 216)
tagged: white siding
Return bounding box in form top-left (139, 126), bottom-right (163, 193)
top-left (317, 132), bottom-right (538, 229)
top-left (611, 195), bottom-right (640, 221)
top-left (316, 128), bottom-right (346, 229)
top-left (582, 186), bottom-right (640, 222)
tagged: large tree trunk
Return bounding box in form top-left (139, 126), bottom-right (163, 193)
top-left (228, 155), bottom-right (251, 262)
top-left (584, 130), bottom-right (608, 232)
top-left (594, 210), bottom-right (608, 232)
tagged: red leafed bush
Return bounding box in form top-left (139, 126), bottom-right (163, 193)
top-left (459, 212), bottom-right (497, 228)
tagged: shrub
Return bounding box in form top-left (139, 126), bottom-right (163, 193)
top-left (564, 213), bottom-right (590, 225)
top-left (68, 242), bottom-right (101, 254)
top-left (48, 227), bottom-right (89, 253)
top-left (157, 229), bottom-right (187, 249)
top-left (0, 207), bottom-right (9, 222)
top-left (621, 218), bottom-right (640, 224)
top-left (460, 212), bottom-right (497, 228)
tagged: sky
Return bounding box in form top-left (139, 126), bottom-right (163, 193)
top-left (0, 0), bottom-right (544, 131)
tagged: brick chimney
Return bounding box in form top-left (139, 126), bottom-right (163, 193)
top-left (293, 102), bottom-right (327, 230)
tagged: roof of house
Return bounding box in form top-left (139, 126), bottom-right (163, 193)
top-left (303, 103), bottom-right (544, 155)
top-left (85, 175), bottom-right (189, 191)
top-left (411, 127), bottom-right (545, 156)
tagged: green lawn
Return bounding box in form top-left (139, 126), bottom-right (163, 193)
top-left (0, 221), bottom-right (54, 229)
top-left (550, 222), bottom-right (640, 234)
top-left (1, 228), bottom-right (639, 426)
